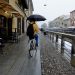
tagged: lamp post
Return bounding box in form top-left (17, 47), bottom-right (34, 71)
top-left (44, 4), bottom-right (47, 6)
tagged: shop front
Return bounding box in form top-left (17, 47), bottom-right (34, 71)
top-left (0, 15), bottom-right (8, 42)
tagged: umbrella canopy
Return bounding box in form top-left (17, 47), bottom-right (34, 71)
top-left (27, 14), bottom-right (46, 21)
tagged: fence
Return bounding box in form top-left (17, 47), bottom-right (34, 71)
top-left (47, 31), bottom-right (75, 67)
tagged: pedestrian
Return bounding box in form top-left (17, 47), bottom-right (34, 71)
top-left (26, 20), bottom-right (39, 46)
top-left (33, 21), bottom-right (39, 47)
top-left (26, 21), bottom-right (34, 40)
top-left (26, 20), bottom-right (39, 57)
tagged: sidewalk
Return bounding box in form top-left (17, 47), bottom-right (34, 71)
top-left (40, 33), bottom-right (75, 75)
top-left (0, 34), bottom-right (41, 75)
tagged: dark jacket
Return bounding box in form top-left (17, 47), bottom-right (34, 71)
top-left (26, 24), bottom-right (34, 40)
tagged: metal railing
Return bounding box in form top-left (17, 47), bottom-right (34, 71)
top-left (47, 31), bottom-right (75, 67)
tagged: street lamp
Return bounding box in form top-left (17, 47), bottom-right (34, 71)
top-left (44, 4), bottom-right (46, 6)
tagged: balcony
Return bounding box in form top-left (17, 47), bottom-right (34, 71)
top-left (4, 0), bottom-right (9, 3)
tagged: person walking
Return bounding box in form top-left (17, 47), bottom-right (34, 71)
top-left (33, 21), bottom-right (39, 47)
top-left (26, 20), bottom-right (39, 57)
top-left (27, 21), bottom-right (39, 47)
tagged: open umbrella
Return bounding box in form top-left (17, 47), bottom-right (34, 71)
top-left (27, 14), bottom-right (46, 21)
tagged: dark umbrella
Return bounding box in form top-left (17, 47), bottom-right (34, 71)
top-left (27, 14), bottom-right (46, 21)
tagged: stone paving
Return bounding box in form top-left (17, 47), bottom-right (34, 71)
top-left (1, 32), bottom-right (75, 75)
top-left (40, 33), bottom-right (75, 75)
top-left (0, 34), bottom-right (41, 75)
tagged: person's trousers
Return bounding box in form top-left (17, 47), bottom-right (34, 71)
top-left (35, 34), bottom-right (38, 46)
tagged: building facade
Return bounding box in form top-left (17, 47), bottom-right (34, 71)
top-left (63, 18), bottom-right (70, 28)
top-left (0, 0), bottom-right (33, 41)
top-left (70, 10), bottom-right (75, 26)
top-left (48, 15), bottom-right (70, 28)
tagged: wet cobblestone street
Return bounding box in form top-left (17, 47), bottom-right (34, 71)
top-left (40, 33), bottom-right (75, 75)
top-left (0, 34), bottom-right (41, 75)
top-left (1, 32), bottom-right (75, 75)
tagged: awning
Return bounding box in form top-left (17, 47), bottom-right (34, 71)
top-left (0, 0), bottom-right (25, 17)
top-left (0, 0), bottom-right (17, 12)
top-left (12, 12), bottom-right (23, 17)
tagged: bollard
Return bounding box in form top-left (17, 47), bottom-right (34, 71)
top-left (71, 39), bottom-right (75, 67)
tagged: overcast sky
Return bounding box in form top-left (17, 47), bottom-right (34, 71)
top-left (32, 0), bottom-right (75, 23)
top-left (32, 0), bottom-right (75, 27)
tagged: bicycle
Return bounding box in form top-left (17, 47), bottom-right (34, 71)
top-left (29, 39), bottom-right (37, 57)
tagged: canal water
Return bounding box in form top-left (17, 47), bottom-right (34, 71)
top-left (57, 38), bottom-right (72, 62)
top-left (47, 35), bottom-right (72, 63)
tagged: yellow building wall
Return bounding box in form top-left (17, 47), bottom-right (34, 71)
top-left (9, 0), bottom-right (25, 17)
top-left (9, 0), bottom-right (26, 34)
top-left (12, 17), bottom-right (17, 32)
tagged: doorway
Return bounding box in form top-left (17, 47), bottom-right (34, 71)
top-left (0, 15), bottom-right (7, 41)
top-left (7, 18), bottom-right (12, 40)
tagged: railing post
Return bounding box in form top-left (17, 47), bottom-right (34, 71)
top-left (50, 34), bottom-right (51, 40)
top-left (71, 39), bottom-right (75, 67)
top-left (61, 35), bottom-right (64, 53)
top-left (52, 33), bottom-right (54, 42)
top-left (56, 35), bottom-right (58, 42)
